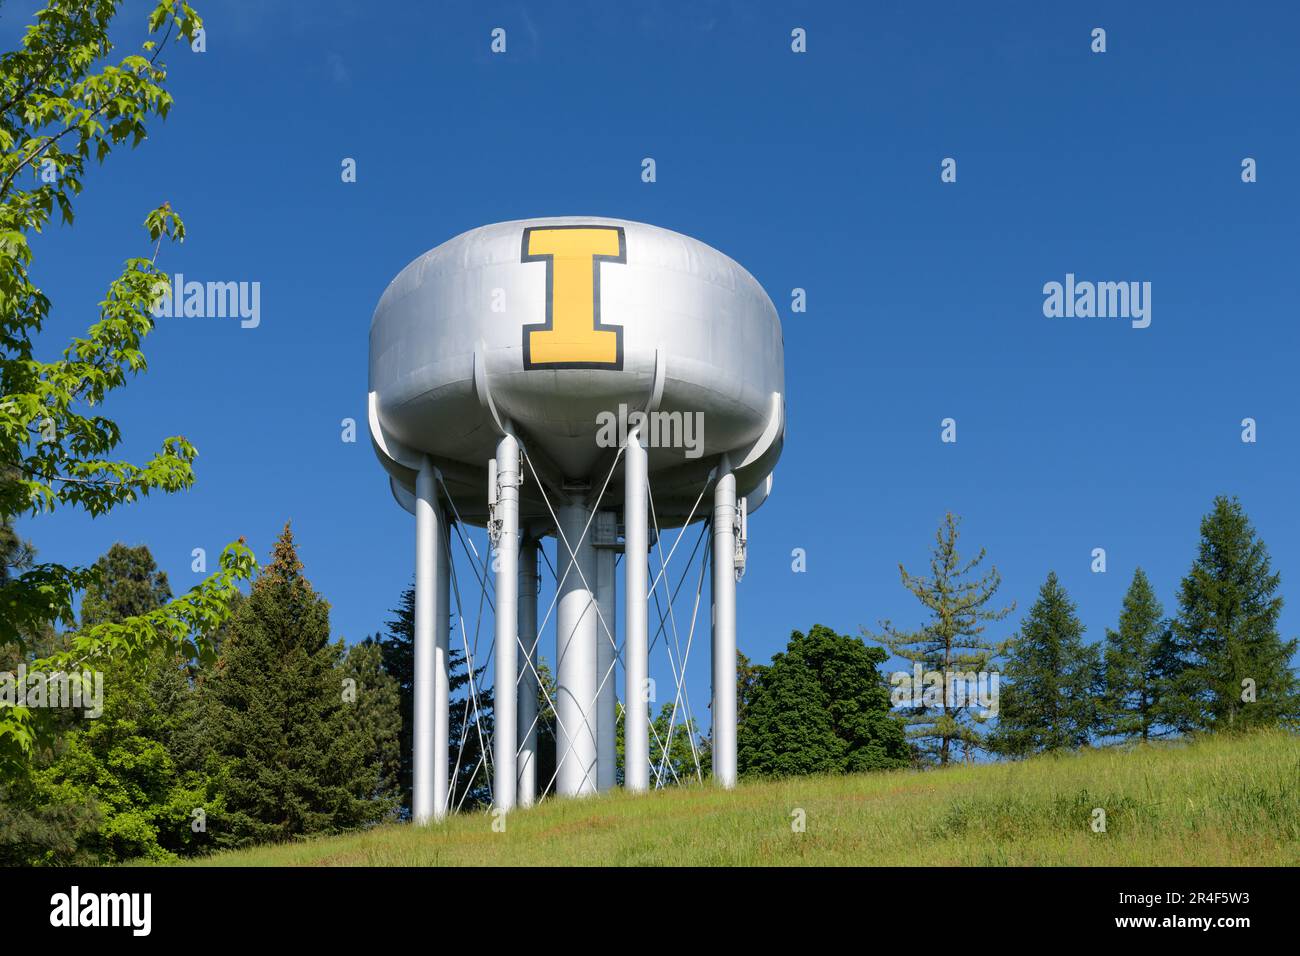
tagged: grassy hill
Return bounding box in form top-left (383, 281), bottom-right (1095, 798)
top-left (180, 730), bottom-right (1298, 866)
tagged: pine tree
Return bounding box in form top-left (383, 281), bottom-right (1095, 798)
top-left (865, 514), bottom-right (1014, 765)
top-left (202, 524), bottom-right (396, 846)
top-left (991, 572), bottom-right (1100, 757)
top-left (1100, 568), bottom-right (1174, 741)
top-left (376, 585), bottom-right (493, 813)
top-left (0, 761), bottom-right (101, 865)
top-left (79, 543), bottom-right (172, 626)
top-left (1164, 496), bottom-right (1299, 732)
top-left (0, 512), bottom-right (33, 590)
top-left (738, 625), bottom-right (909, 777)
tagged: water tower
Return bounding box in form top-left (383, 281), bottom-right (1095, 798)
top-left (369, 217), bottom-right (784, 821)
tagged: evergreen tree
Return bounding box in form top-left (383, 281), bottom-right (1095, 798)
top-left (1099, 568), bottom-right (1175, 741)
top-left (991, 572), bottom-right (1100, 757)
top-left (79, 543), bottom-right (172, 626)
top-left (0, 764), bottom-right (100, 865)
top-left (202, 524), bottom-right (396, 846)
top-left (0, 519), bottom-right (99, 865)
top-left (0, 512), bottom-right (33, 589)
top-left (375, 589), bottom-right (416, 806)
top-left (342, 641), bottom-right (402, 813)
top-left (738, 625), bottom-right (909, 778)
top-left (0, 514), bottom-right (62, 674)
top-left (376, 585), bottom-right (493, 814)
top-left (865, 514), bottom-right (1014, 765)
top-left (28, 543), bottom-right (199, 862)
top-left (158, 593), bottom-right (243, 774)
top-left (528, 659), bottom-right (558, 799)
top-left (1164, 496), bottom-right (1299, 732)
top-left (144, 639), bottom-right (218, 857)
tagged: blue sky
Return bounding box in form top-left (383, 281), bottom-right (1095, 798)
top-left (10, 1), bottom-right (1298, 735)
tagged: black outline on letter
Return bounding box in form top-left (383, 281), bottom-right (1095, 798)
top-left (520, 224), bottom-right (626, 371)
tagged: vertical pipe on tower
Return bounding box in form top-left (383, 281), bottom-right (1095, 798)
top-left (556, 501), bottom-right (598, 796)
top-left (517, 536), bottom-right (539, 807)
top-left (596, 531), bottom-right (617, 791)
top-left (493, 433), bottom-right (519, 812)
top-left (414, 459), bottom-right (450, 822)
top-left (623, 429), bottom-right (649, 792)
top-left (434, 505), bottom-right (450, 819)
top-left (711, 454), bottom-right (738, 789)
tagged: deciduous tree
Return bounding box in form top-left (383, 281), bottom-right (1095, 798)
top-left (739, 625), bottom-right (908, 777)
top-left (0, 0), bottom-right (253, 765)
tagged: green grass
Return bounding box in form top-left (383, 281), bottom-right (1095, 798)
top-left (175, 730), bottom-right (1299, 866)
